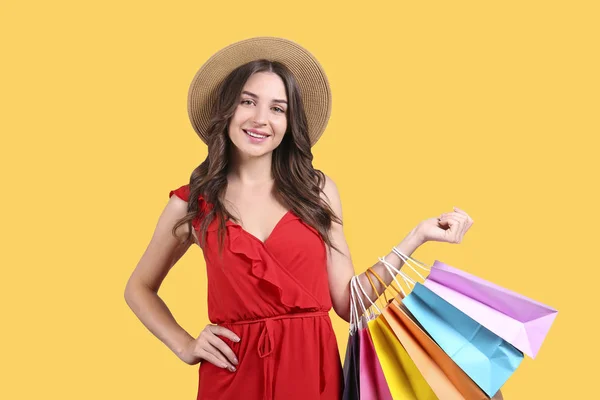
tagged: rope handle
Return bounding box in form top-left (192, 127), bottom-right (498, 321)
top-left (379, 256), bottom-right (416, 292)
top-left (348, 276), bottom-right (360, 334)
top-left (392, 246), bottom-right (431, 281)
top-left (353, 273), bottom-right (382, 316)
top-left (365, 268), bottom-right (389, 304)
top-left (367, 267), bottom-right (405, 300)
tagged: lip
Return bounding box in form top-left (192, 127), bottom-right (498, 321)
top-left (244, 128), bottom-right (270, 136)
top-left (243, 129), bottom-right (270, 143)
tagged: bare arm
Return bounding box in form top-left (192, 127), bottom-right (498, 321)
top-left (321, 175), bottom-right (503, 396)
top-left (124, 195), bottom-right (196, 359)
top-left (321, 174), bottom-right (427, 323)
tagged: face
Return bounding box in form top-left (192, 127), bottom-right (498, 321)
top-left (227, 71), bottom-right (288, 158)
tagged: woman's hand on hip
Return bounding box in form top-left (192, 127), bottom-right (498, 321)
top-left (178, 324), bottom-right (240, 372)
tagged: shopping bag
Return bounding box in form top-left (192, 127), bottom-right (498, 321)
top-left (342, 334), bottom-right (360, 400)
top-left (422, 260), bottom-right (558, 359)
top-left (352, 276), bottom-right (437, 399)
top-left (342, 280), bottom-right (361, 400)
top-left (358, 323), bottom-right (394, 400)
top-left (403, 282), bottom-right (524, 398)
top-left (366, 266), bottom-right (489, 400)
top-left (343, 275), bottom-right (393, 399)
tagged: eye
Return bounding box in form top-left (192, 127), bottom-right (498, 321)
top-left (273, 106), bottom-right (285, 113)
top-left (241, 99), bottom-right (254, 105)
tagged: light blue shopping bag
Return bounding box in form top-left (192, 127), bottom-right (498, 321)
top-left (403, 282), bottom-right (524, 398)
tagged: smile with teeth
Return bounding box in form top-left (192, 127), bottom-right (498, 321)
top-left (244, 130), bottom-right (269, 139)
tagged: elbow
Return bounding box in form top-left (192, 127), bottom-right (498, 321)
top-left (124, 280), bottom-right (134, 307)
top-left (340, 308), bottom-right (351, 323)
top-left (123, 277), bottom-right (143, 308)
top-left (332, 303), bottom-right (351, 323)
top-left (124, 277), bottom-right (157, 309)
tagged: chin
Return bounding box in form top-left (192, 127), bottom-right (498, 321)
top-left (245, 146), bottom-right (277, 158)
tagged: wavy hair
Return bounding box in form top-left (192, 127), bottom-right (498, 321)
top-left (172, 59), bottom-right (343, 258)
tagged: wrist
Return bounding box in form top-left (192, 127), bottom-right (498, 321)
top-left (407, 225), bottom-right (427, 247)
top-left (172, 334), bottom-right (195, 359)
top-left (393, 229), bottom-right (426, 261)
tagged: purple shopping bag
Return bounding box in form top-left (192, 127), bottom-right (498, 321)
top-left (423, 260), bottom-right (558, 359)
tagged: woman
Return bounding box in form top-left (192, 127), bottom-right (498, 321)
top-left (124, 37), bottom-right (499, 399)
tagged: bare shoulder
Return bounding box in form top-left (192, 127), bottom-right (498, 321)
top-left (158, 193), bottom-right (186, 233)
top-left (319, 172), bottom-right (343, 220)
top-left (163, 194), bottom-right (202, 247)
top-left (321, 173), bottom-right (338, 198)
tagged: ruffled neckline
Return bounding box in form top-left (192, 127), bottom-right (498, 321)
top-left (196, 196), bottom-right (323, 312)
top-left (225, 215), bottom-right (323, 312)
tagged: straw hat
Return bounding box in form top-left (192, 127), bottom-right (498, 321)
top-left (187, 36), bottom-right (331, 147)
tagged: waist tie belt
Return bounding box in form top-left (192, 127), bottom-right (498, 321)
top-left (228, 310), bottom-right (330, 400)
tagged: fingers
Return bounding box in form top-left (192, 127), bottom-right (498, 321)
top-left (450, 207), bottom-right (474, 226)
top-left (439, 214), bottom-right (465, 243)
top-left (438, 208), bottom-right (474, 244)
top-left (439, 216), bottom-right (463, 243)
top-left (205, 328), bottom-right (239, 367)
top-left (198, 329), bottom-right (232, 368)
top-left (452, 206), bottom-right (469, 217)
top-left (450, 212), bottom-right (468, 241)
top-left (197, 325), bottom-right (240, 372)
top-left (210, 325), bottom-right (241, 343)
top-left (198, 347), bottom-right (234, 370)
top-left (453, 208), bottom-right (474, 240)
top-left (440, 211), bottom-right (469, 221)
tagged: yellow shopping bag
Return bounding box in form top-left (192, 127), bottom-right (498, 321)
top-left (351, 276), bottom-right (437, 400)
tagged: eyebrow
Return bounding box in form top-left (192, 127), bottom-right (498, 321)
top-left (241, 90), bottom-right (288, 105)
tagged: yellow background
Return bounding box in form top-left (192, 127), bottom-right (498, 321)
top-left (2, 0), bottom-right (597, 398)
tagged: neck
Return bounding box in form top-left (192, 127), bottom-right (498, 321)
top-left (228, 150), bottom-right (274, 186)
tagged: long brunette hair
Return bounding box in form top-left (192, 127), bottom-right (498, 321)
top-left (172, 59), bottom-right (342, 257)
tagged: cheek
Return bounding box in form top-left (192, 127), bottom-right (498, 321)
top-left (230, 106), bottom-right (250, 124)
top-left (228, 112), bottom-right (246, 134)
top-left (276, 117), bottom-right (288, 135)
top-left (229, 111), bottom-right (243, 126)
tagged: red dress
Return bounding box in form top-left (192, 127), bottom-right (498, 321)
top-left (169, 184), bottom-right (344, 400)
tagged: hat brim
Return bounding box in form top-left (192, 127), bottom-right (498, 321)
top-left (187, 36), bottom-right (331, 147)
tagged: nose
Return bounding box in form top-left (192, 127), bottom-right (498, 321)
top-left (251, 104), bottom-right (268, 126)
